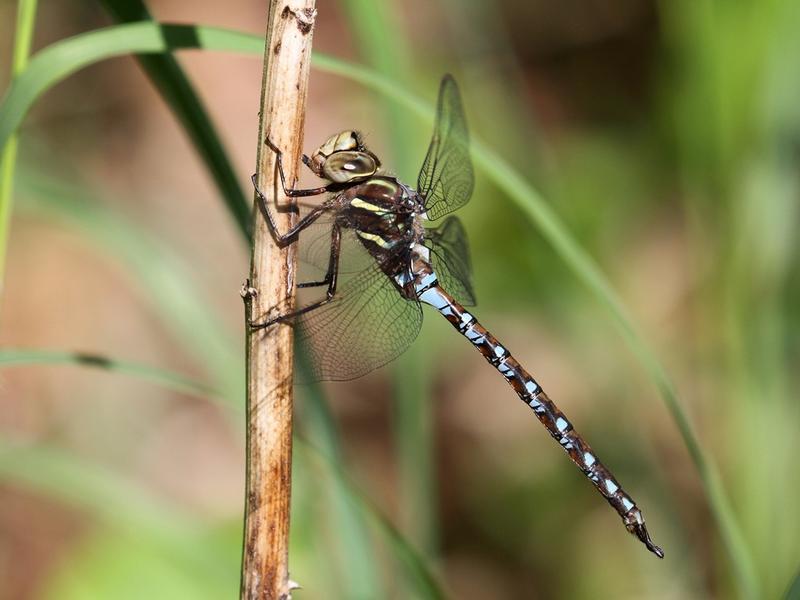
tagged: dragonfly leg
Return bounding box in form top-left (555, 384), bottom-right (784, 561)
top-left (296, 224), bottom-right (342, 290)
top-left (252, 137), bottom-right (340, 245)
top-left (296, 279), bottom-right (328, 289)
top-left (251, 174), bottom-right (329, 246)
top-left (264, 137), bottom-right (331, 198)
top-left (249, 224), bottom-right (341, 330)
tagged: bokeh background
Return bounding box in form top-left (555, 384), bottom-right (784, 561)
top-left (2, 1), bottom-right (800, 598)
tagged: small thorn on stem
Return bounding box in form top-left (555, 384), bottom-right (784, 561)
top-left (241, 281), bottom-right (258, 301)
top-left (283, 579), bottom-right (302, 598)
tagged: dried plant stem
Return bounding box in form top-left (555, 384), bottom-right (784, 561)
top-left (241, 2), bottom-right (316, 599)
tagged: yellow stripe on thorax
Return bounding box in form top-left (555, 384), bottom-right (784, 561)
top-left (356, 229), bottom-right (395, 248)
top-left (351, 197), bottom-right (389, 215)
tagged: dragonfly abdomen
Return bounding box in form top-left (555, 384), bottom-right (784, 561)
top-left (416, 283), bottom-right (664, 558)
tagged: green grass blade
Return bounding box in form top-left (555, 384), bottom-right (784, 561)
top-left (0, 0), bottom-right (39, 294)
top-left (339, 0), bottom-right (415, 174)
top-left (786, 570), bottom-right (800, 600)
top-left (0, 440), bottom-right (236, 587)
top-left (339, 0), bottom-right (438, 559)
top-left (392, 352), bottom-right (437, 555)
top-left (364, 505), bottom-right (446, 600)
top-left (298, 358), bottom-right (383, 598)
top-left (0, 348), bottom-right (223, 403)
top-left (0, 23), bottom-right (262, 151)
top-left (98, 0), bottom-right (251, 240)
top-left (10, 0), bottom-right (38, 76)
top-left (15, 171), bottom-right (243, 403)
top-left (0, 440), bottom-right (195, 534)
top-left (41, 528), bottom-right (238, 600)
top-left (298, 437), bottom-right (447, 600)
top-left (0, 139), bottom-right (19, 292)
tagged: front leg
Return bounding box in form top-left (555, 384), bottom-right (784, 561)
top-left (264, 137), bottom-right (330, 198)
top-left (252, 174), bottom-right (329, 246)
top-left (253, 138), bottom-right (338, 245)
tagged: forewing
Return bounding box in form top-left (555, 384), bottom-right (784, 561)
top-left (297, 220), bottom-right (373, 281)
top-left (296, 261), bottom-right (423, 382)
top-left (417, 75), bottom-right (474, 221)
top-left (425, 216), bottom-right (476, 306)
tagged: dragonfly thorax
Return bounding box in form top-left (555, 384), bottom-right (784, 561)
top-left (342, 177), bottom-right (425, 257)
top-left (307, 130), bottom-right (381, 184)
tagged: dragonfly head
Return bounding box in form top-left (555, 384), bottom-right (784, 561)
top-left (306, 130), bottom-right (380, 184)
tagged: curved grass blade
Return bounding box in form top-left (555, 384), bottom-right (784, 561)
top-left (339, 0), bottom-right (438, 561)
top-left (0, 0), bottom-right (39, 294)
top-left (0, 348), bottom-right (223, 403)
top-left (0, 440), bottom-right (235, 587)
top-left (0, 439), bottom-right (197, 534)
top-left (786, 569), bottom-right (800, 600)
top-left (0, 23), bottom-right (262, 150)
top-left (41, 528), bottom-right (238, 600)
top-left (98, 0), bottom-right (250, 240)
top-left (297, 355), bottom-right (383, 598)
top-left (297, 437), bottom-right (446, 600)
top-left (15, 171), bottom-right (243, 403)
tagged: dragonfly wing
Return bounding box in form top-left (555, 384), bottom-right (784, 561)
top-left (297, 221), bottom-right (374, 280)
top-left (296, 260), bottom-right (423, 382)
top-left (417, 75), bottom-right (474, 221)
top-left (425, 216), bottom-right (475, 306)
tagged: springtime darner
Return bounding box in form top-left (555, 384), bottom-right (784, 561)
top-left (250, 75), bottom-right (663, 558)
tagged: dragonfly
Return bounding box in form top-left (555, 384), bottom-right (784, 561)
top-left (250, 75), bottom-right (663, 558)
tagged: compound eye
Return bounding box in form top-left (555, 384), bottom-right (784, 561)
top-left (323, 151), bottom-right (377, 183)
